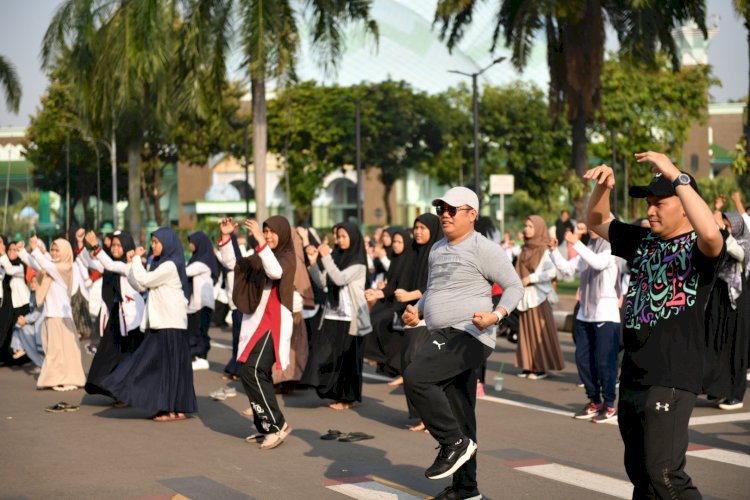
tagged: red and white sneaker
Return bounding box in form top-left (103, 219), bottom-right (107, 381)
top-left (573, 402), bottom-right (602, 420)
top-left (592, 406), bottom-right (617, 423)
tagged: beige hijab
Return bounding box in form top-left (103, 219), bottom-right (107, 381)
top-left (36, 238), bottom-right (74, 304)
top-left (516, 215), bottom-right (550, 280)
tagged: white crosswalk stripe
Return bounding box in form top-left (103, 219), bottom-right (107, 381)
top-left (687, 446), bottom-right (750, 468)
top-left (325, 477), bottom-right (425, 499)
top-left (510, 461), bottom-right (633, 499)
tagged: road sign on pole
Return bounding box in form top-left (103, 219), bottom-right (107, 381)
top-left (490, 175), bottom-right (514, 236)
top-left (489, 174), bottom-right (514, 195)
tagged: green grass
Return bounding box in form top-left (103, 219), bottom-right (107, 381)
top-left (556, 278), bottom-right (580, 297)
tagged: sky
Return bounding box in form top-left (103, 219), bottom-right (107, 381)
top-left (0, 0), bottom-right (747, 128)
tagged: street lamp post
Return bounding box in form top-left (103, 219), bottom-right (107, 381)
top-left (66, 131), bottom-right (70, 236)
top-left (449, 57), bottom-right (506, 199)
top-left (355, 100), bottom-right (363, 227)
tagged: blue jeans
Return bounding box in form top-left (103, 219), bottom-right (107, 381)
top-left (574, 320), bottom-right (620, 406)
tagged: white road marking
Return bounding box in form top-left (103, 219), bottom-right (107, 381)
top-left (512, 462), bottom-right (633, 499)
top-left (687, 447), bottom-right (750, 468)
top-left (325, 477), bottom-right (424, 499)
top-left (688, 412), bottom-right (750, 426)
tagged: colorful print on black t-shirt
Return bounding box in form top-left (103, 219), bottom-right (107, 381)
top-left (624, 231), bottom-right (699, 330)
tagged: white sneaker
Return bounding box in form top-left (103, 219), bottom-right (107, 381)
top-left (192, 357), bottom-right (210, 370)
top-left (210, 387), bottom-right (238, 401)
top-left (260, 422), bottom-right (292, 450)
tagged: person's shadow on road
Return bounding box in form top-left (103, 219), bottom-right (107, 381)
top-left (295, 427), bottom-right (437, 498)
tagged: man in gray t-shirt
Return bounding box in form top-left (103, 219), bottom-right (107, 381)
top-left (402, 187), bottom-right (523, 500)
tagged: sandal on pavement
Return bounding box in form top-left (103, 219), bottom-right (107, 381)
top-left (328, 401), bottom-right (354, 411)
top-left (320, 429), bottom-right (343, 440)
top-left (241, 407), bottom-right (253, 417)
top-left (338, 432), bottom-right (374, 442)
top-left (260, 422), bottom-right (291, 450)
top-left (245, 433), bottom-right (265, 443)
top-left (52, 385), bottom-right (79, 392)
top-left (152, 412), bottom-right (187, 422)
top-left (45, 402), bottom-right (80, 413)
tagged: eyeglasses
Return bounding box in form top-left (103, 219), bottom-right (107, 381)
top-left (435, 205), bottom-right (472, 217)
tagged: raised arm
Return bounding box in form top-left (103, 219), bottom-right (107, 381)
top-left (0, 254), bottom-right (25, 277)
top-left (93, 248), bottom-right (129, 275)
top-left (635, 152), bottom-right (723, 258)
top-left (583, 164), bottom-right (616, 241)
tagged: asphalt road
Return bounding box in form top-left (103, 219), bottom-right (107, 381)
top-left (1, 316), bottom-right (748, 500)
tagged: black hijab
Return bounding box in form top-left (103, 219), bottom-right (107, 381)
top-left (233, 216), bottom-right (296, 314)
top-left (188, 231), bottom-right (219, 284)
top-left (4, 239), bottom-right (25, 289)
top-left (327, 222), bottom-right (366, 307)
top-left (101, 232), bottom-right (136, 311)
top-left (381, 228), bottom-right (414, 299)
top-left (404, 213), bottom-right (443, 293)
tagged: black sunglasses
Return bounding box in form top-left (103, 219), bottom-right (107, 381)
top-left (435, 205), bottom-right (472, 217)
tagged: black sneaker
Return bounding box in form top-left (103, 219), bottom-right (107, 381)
top-left (718, 398), bottom-right (743, 410)
top-left (425, 437), bottom-right (477, 480)
top-left (432, 486), bottom-right (483, 499)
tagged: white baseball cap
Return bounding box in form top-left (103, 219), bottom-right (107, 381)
top-left (431, 186), bottom-right (479, 211)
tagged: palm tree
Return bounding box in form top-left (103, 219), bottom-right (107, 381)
top-left (184, 0), bottom-right (378, 222)
top-left (42, 0), bottom-right (181, 238)
top-left (435, 0), bottom-right (707, 213)
top-left (0, 55), bottom-right (21, 113)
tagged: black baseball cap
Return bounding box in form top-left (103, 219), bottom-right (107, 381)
top-left (629, 172), bottom-right (700, 198)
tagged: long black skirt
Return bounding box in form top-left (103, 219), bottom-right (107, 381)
top-left (364, 301), bottom-right (405, 377)
top-left (85, 312), bottom-right (145, 398)
top-left (704, 279), bottom-right (750, 401)
top-left (301, 318), bottom-right (364, 404)
top-left (102, 328), bottom-right (197, 414)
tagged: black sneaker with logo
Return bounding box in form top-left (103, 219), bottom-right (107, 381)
top-left (591, 406), bottom-right (617, 423)
top-left (425, 437), bottom-right (478, 480)
top-left (432, 485), bottom-right (483, 499)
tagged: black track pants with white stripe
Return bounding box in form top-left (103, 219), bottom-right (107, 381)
top-left (240, 331), bottom-right (286, 434)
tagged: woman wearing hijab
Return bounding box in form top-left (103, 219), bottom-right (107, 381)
top-left (549, 222), bottom-right (624, 422)
top-left (371, 227), bottom-right (398, 282)
top-left (515, 215), bottom-right (565, 380)
top-left (186, 231), bottom-right (218, 370)
top-left (81, 230), bottom-right (145, 401)
top-left (18, 236), bottom-right (86, 391)
top-left (67, 226), bottom-right (95, 340)
top-left (0, 238), bottom-right (31, 365)
top-left (397, 214), bottom-right (443, 430)
top-left (218, 216), bottom-right (296, 449)
top-left (302, 222), bottom-right (372, 410)
top-left (364, 228), bottom-right (414, 379)
top-left (103, 227), bottom-right (196, 422)
top-left (704, 211), bottom-right (750, 410)
top-left (271, 230), bottom-right (313, 391)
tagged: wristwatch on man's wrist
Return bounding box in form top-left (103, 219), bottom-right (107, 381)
top-left (672, 173), bottom-right (691, 189)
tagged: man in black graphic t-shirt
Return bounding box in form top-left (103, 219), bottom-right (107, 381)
top-left (584, 152), bottom-right (724, 499)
